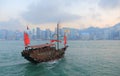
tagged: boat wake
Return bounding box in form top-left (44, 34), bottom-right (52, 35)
top-left (47, 60), bottom-right (59, 64)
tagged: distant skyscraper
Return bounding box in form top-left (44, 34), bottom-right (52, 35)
top-left (45, 29), bottom-right (51, 40)
top-left (32, 29), bottom-right (36, 40)
top-left (36, 27), bottom-right (41, 39)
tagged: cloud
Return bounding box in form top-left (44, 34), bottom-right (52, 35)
top-left (22, 0), bottom-right (81, 24)
top-left (0, 19), bottom-right (23, 30)
top-left (117, 16), bottom-right (120, 20)
top-left (99, 0), bottom-right (120, 9)
top-left (91, 14), bottom-right (102, 22)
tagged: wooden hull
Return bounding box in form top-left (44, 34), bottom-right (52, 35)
top-left (21, 46), bottom-right (68, 63)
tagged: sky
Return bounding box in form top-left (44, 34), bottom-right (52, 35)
top-left (0, 0), bottom-right (120, 31)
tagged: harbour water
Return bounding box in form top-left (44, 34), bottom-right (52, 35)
top-left (0, 40), bottom-right (120, 76)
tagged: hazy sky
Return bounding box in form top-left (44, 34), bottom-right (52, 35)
top-left (0, 0), bottom-right (120, 31)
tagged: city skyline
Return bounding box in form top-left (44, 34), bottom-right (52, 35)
top-left (0, 0), bottom-right (120, 31)
top-left (0, 23), bottom-right (120, 40)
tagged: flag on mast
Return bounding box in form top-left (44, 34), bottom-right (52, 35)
top-left (27, 26), bottom-right (29, 30)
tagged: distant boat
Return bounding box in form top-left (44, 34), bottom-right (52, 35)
top-left (21, 23), bottom-right (68, 64)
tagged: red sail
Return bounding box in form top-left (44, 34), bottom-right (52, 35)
top-left (24, 32), bottom-right (30, 46)
top-left (64, 34), bottom-right (67, 46)
top-left (50, 40), bottom-right (61, 43)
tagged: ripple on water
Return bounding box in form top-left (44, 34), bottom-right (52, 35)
top-left (0, 40), bottom-right (120, 76)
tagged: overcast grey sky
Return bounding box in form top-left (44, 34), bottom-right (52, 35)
top-left (0, 0), bottom-right (120, 30)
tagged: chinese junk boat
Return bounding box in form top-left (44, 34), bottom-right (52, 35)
top-left (21, 24), bottom-right (68, 63)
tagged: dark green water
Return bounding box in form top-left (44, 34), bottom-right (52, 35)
top-left (0, 40), bottom-right (120, 76)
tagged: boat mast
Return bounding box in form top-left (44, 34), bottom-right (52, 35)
top-left (57, 23), bottom-right (59, 50)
